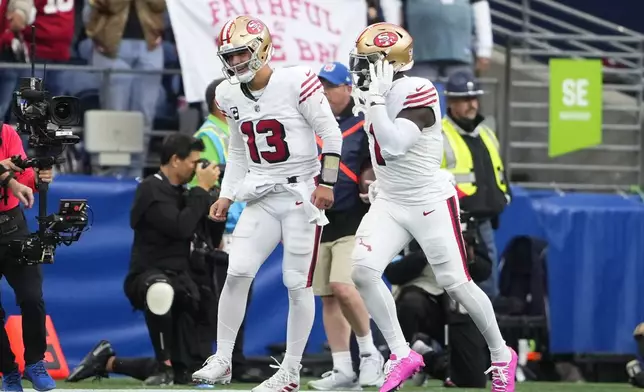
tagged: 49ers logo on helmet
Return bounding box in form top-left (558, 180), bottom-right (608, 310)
top-left (246, 20), bottom-right (264, 34)
top-left (373, 32), bottom-right (398, 48)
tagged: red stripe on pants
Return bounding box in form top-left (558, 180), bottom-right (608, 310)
top-left (306, 225), bottom-right (323, 287)
top-left (446, 196), bottom-right (472, 281)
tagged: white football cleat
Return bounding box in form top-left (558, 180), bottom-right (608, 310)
top-left (192, 354), bottom-right (232, 385)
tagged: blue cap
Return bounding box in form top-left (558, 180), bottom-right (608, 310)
top-left (318, 62), bottom-right (352, 86)
top-left (444, 70), bottom-right (484, 97)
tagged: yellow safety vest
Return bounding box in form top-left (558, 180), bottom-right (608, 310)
top-left (441, 118), bottom-right (508, 196)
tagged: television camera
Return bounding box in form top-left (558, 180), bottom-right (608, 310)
top-left (2, 26), bottom-right (90, 265)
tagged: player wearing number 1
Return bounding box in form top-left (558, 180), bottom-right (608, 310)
top-left (348, 23), bottom-right (518, 392)
top-left (191, 15), bottom-right (343, 392)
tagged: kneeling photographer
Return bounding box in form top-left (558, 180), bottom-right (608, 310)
top-left (0, 122), bottom-right (55, 392)
top-left (67, 134), bottom-right (219, 386)
top-left (384, 194), bottom-right (492, 389)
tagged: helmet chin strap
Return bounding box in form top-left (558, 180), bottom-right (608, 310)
top-left (237, 70), bottom-right (255, 83)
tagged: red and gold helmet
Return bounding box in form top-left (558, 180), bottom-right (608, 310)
top-left (349, 23), bottom-right (414, 90)
top-left (217, 16), bottom-right (274, 84)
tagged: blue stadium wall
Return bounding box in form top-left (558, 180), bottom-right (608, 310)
top-left (2, 174), bottom-right (644, 370)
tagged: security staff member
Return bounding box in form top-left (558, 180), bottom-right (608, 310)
top-left (441, 70), bottom-right (509, 299)
top-left (190, 78), bottom-right (229, 188)
top-left (384, 185), bottom-right (492, 388)
top-left (309, 62), bottom-right (384, 391)
top-left (0, 123), bottom-right (55, 392)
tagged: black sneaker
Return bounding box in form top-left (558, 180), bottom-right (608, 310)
top-left (66, 340), bottom-right (115, 382)
top-left (143, 366), bottom-right (174, 386)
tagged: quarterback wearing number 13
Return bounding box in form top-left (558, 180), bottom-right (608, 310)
top-left (192, 15), bottom-right (343, 392)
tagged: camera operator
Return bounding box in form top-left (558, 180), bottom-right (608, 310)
top-left (0, 122), bottom-right (55, 392)
top-left (66, 134), bottom-right (219, 386)
top-left (383, 187), bottom-right (492, 388)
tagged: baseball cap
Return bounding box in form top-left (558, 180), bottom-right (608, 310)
top-left (318, 62), bottom-right (352, 86)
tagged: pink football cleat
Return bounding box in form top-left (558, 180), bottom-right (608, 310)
top-left (485, 346), bottom-right (518, 392)
top-left (379, 350), bottom-right (424, 392)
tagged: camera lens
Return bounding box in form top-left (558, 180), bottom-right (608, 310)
top-left (53, 102), bottom-right (70, 120)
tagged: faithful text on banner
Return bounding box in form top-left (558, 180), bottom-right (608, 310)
top-left (167, 0), bottom-right (368, 103)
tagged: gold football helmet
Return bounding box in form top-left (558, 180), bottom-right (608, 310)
top-left (217, 16), bottom-right (274, 84)
top-left (349, 22), bottom-right (414, 90)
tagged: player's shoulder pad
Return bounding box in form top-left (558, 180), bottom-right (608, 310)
top-left (285, 65), bottom-right (323, 105)
top-left (395, 76), bottom-right (439, 110)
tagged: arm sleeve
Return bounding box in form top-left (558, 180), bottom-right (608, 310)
top-left (2, 125), bottom-right (36, 192)
top-left (298, 69), bottom-right (342, 156)
top-left (218, 118), bottom-right (248, 200)
top-left (368, 105), bottom-right (422, 159)
top-left (141, 186), bottom-right (213, 240)
top-left (472, 0), bottom-right (493, 59)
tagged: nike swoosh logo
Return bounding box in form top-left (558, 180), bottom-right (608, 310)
top-left (423, 210), bottom-right (435, 216)
top-left (416, 85), bottom-right (425, 92)
top-left (296, 201), bottom-right (303, 206)
top-left (305, 70), bottom-right (311, 76)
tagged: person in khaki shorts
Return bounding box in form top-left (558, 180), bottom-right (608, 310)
top-left (309, 62), bottom-right (385, 391)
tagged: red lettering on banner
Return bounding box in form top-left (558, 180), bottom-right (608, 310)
top-left (316, 42), bottom-right (336, 64)
top-left (208, 0), bottom-right (341, 35)
top-left (253, 0), bottom-right (265, 15)
top-left (220, 0), bottom-right (240, 17)
top-left (239, 0), bottom-right (251, 14)
top-left (293, 39), bottom-right (338, 63)
top-left (305, 2), bottom-right (321, 28)
top-left (272, 34), bottom-right (287, 61)
top-left (208, 1), bottom-right (220, 25)
top-left (289, 0), bottom-right (301, 19)
top-left (321, 8), bottom-right (341, 35)
top-left (296, 38), bottom-right (315, 61)
top-left (269, 0), bottom-right (287, 17)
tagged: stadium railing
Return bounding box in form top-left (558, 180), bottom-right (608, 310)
top-left (489, 0), bottom-right (644, 192)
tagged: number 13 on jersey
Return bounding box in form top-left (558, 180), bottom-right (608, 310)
top-left (240, 119), bottom-right (291, 164)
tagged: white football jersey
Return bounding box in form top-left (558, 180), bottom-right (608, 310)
top-left (365, 76), bottom-right (454, 204)
top-left (215, 66), bottom-right (340, 182)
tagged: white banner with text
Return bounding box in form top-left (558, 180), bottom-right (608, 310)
top-left (167, 0), bottom-right (367, 102)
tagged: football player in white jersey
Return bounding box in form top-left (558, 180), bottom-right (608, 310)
top-left (347, 23), bottom-right (518, 392)
top-left (191, 16), bottom-right (343, 392)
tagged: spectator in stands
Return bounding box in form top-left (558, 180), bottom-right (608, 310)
top-left (0, 0), bottom-right (33, 122)
top-left (0, 123), bottom-right (54, 392)
top-left (441, 70), bottom-right (509, 298)
top-left (403, 0), bottom-right (493, 79)
top-left (366, 0), bottom-right (385, 24)
top-left (23, 0), bottom-right (75, 96)
top-left (83, 0), bottom-right (166, 178)
top-left (384, 186), bottom-right (491, 388)
top-left (308, 62), bottom-right (385, 391)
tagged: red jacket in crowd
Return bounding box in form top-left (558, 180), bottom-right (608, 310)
top-left (0, 124), bottom-right (36, 212)
top-left (22, 0), bottom-right (75, 61)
